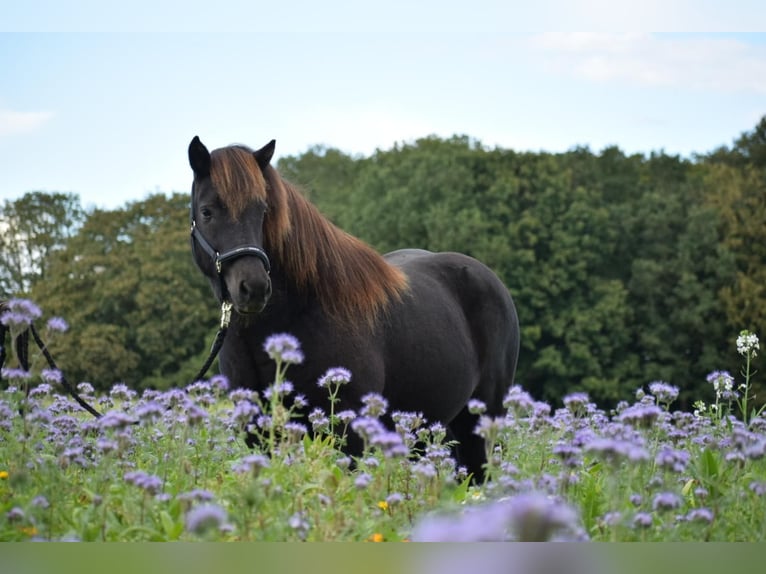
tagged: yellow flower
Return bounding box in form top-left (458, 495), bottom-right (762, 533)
top-left (21, 526), bottom-right (38, 537)
top-left (377, 500), bottom-right (389, 512)
top-left (0, 471), bottom-right (9, 480)
top-left (368, 532), bottom-right (384, 542)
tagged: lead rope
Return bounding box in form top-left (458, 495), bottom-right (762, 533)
top-left (1, 302), bottom-right (232, 417)
top-left (191, 301), bottom-right (233, 383)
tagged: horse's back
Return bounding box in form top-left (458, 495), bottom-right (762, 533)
top-left (384, 250), bottom-right (519, 415)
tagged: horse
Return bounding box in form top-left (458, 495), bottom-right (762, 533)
top-left (187, 136), bottom-right (520, 481)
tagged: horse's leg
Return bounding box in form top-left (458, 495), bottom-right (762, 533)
top-left (448, 406), bottom-right (486, 484)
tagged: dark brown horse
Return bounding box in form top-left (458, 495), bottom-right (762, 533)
top-left (188, 136), bottom-right (519, 480)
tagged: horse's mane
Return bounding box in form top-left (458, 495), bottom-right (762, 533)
top-left (210, 145), bottom-right (408, 327)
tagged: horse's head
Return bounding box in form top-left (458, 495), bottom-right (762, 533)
top-left (188, 136), bottom-right (275, 314)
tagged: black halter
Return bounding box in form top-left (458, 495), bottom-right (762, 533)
top-left (189, 193), bottom-right (271, 304)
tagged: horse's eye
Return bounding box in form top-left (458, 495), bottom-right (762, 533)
top-left (200, 207), bottom-right (212, 220)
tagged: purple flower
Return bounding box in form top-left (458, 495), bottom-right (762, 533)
top-left (707, 371), bottom-right (734, 398)
top-left (386, 492), bottom-right (404, 506)
top-left (648, 381), bottom-right (679, 405)
top-left (336, 409), bottom-right (357, 425)
top-left (232, 454), bottom-right (270, 474)
top-left (124, 471), bottom-right (163, 495)
top-left (360, 393), bottom-right (388, 418)
top-left (96, 438), bottom-right (118, 454)
top-left (428, 422), bottom-right (447, 441)
top-left (99, 410), bottom-right (137, 430)
top-left (109, 383), bottom-right (136, 401)
top-left (1, 298), bottom-right (42, 328)
top-left (584, 437), bottom-right (649, 465)
top-left (412, 461), bottom-right (438, 479)
top-left (654, 446), bottom-right (691, 473)
top-left (31, 495), bottom-right (50, 509)
top-left (262, 381), bottom-right (294, 400)
top-left (371, 430), bottom-right (409, 458)
top-left (228, 388), bottom-right (255, 403)
top-left (209, 374), bottom-right (229, 394)
top-left (284, 421), bottom-right (308, 440)
top-left (411, 493), bottom-right (583, 542)
top-left (28, 383), bottom-right (53, 398)
top-left (744, 439), bottom-right (766, 460)
top-left (288, 511), bottom-right (310, 541)
top-left (177, 489), bottom-right (215, 503)
top-left (183, 401), bottom-right (209, 425)
top-left (392, 410), bottom-right (425, 432)
top-left (749, 481), bottom-right (766, 497)
top-left (230, 401), bottom-right (259, 426)
top-left (617, 404), bottom-right (663, 428)
top-left (563, 392), bottom-right (590, 415)
top-left (1, 368), bottom-right (30, 382)
top-left (552, 443), bottom-right (582, 468)
top-left (474, 415), bottom-right (508, 440)
top-left (133, 400), bottom-right (165, 423)
top-left (186, 381), bottom-right (212, 396)
top-left (41, 369), bottom-right (62, 385)
top-left (6, 507), bottom-right (25, 522)
top-left (185, 503), bottom-right (229, 536)
top-left (263, 333), bottom-right (304, 365)
top-left (502, 385), bottom-right (535, 415)
top-left (685, 508), bottom-right (714, 524)
top-left (601, 511), bottom-right (622, 527)
top-left (632, 512), bottom-right (653, 529)
top-left (694, 487), bottom-right (709, 500)
top-left (308, 408), bottom-right (330, 433)
top-left (77, 382), bottom-right (95, 396)
top-left (652, 492), bottom-right (682, 512)
top-left (354, 472), bottom-right (373, 489)
top-left (317, 367), bottom-right (352, 389)
top-left (351, 416), bottom-right (386, 442)
top-left (46, 317), bottom-right (69, 333)
top-left (467, 399), bottom-right (487, 415)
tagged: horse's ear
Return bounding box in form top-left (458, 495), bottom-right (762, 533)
top-left (253, 139), bottom-right (276, 170)
top-left (188, 136), bottom-right (211, 178)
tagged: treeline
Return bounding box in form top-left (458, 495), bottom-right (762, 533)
top-left (2, 118), bottom-right (765, 408)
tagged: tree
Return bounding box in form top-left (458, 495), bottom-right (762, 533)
top-left (0, 191), bottom-right (85, 297)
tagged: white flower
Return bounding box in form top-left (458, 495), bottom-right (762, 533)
top-left (736, 331), bottom-right (760, 357)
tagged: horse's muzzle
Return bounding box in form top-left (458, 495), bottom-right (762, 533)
top-left (231, 275), bottom-right (272, 314)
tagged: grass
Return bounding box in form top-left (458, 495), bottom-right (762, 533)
top-left (1, 303), bottom-right (764, 541)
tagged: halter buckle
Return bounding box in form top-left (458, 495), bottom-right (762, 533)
top-left (220, 301), bottom-right (233, 329)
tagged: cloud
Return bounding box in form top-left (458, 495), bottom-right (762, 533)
top-left (0, 109), bottom-right (54, 136)
top-left (529, 33), bottom-right (766, 95)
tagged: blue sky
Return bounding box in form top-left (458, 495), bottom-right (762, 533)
top-left (1, 3), bottom-right (765, 209)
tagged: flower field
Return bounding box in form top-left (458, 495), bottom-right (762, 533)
top-left (1, 299), bottom-right (764, 542)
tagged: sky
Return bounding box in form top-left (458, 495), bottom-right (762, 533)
top-left (1, 2), bottom-right (765, 210)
